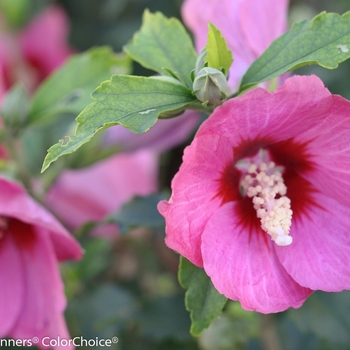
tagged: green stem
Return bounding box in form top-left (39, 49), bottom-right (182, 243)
top-left (187, 102), bottom-right (215, 115)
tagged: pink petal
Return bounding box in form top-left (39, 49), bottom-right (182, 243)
top-left (46, 150), bottom-right (158, 231)
top-left (241, 0), bottom-right (289, 57)
top-left (197, 75), bottom-right (333, 147)
top-left (0, 31), bottom-right (22, 101)
top-left (104, 110), bottom-right (200, 152)
top-left (201, 202), bottom-right (312, 313)
top-left (158, 133), bottom-right (235, 267)
top-left (0, 232), bottom-right (23, 336)
top-left (293, 95), bottom-right (350, 208)
top-left (0, 176), bottom-right (82, 261)
top-left (182, 0), bottom-right (251, 59)
top-left (8, 222), bottom-right (72, 350)
top-left (182, 0), bottom-right (255, 89)
top-left (19, 5), bottom-right (73, 79)
top-left (276, 192), bottom-right (350, 292)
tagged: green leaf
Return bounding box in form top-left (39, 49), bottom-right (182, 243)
top-left (178, 257), bottom-right (227, 336)
top-left (0, 0), bottom-right (30, 27)
top-left (205, 23), bottom-right (233, 74)
top-left (41, 75), bottom-right (196, 172)
top-left (124, 10), bottom-right (197, 88)
top-left (240, 11), bottom-right (350, 91)
top-left (29, 46), bottom-right (131, 124)
top-left (108, 193), bottom-right (168, 233)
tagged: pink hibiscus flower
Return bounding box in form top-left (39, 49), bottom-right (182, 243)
top-left (0, 4), bottom-right (73, 101)
top-left (0, 29), bottom-right (23, 102)
top-left (46, 150), bottom-right (158, 234)
top-left (158, 75), bottom-right (350, 313)
top-left (182, 0), bottom-right (289, 90)
top-left (19, 4), bottom-right (73, 82)
top-left (0, 176), bottom-right (82, 348)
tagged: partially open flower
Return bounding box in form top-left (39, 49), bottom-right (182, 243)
top-left (0, 4), bottom-right (73, 101)
top-left (158, 75), bottom-right (350, 313)
top-left (46, 150), bottom-right (158, 235)
top-left (182, 0), bottom-right (289, 91)
top-left (18, 4), bottom-right (74, 82)
top-left (0, 176), bottom-right (82, 348)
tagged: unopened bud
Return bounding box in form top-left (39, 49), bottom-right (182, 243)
top-left (192, 67), bottom-right (228, 105)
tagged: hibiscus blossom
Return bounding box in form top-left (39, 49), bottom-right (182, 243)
top-left (182, 0), bottom-right (289, 90)
top-left (46, 150), bottom-right (158, 234)
top-left (0, 4), bottom-right (73, 101)
top-left (0, 176), bottom-right (82, 348)
top-left (18, 4), bottom-right (73, 82)
top-left (158, 75), bottom-right (350, 313)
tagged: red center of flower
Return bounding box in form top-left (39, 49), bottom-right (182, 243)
top-left (217, 137), bottom-right (318, 244)
top-left (0, 216), bottom-right (8, 240)
top-left (237, 150), bottom-right (293, 246)
top-left (0, 216), bottom-right (37, 251)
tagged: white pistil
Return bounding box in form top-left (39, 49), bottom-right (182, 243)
top-left (240, 161), bottom-right (293, 246)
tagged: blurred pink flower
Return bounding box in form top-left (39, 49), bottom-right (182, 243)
top-left (46, 150), bottom-right (158, 234)
top-left (0, 4), bottom-right (73, 101)
top-left (104, 110), bottom-right (200, 153)
top-left (19, 4), bottom-right (73, 81)
top-left (158, 75), bottom-right (350, 313)
top-left (0, 176), bottom-right (82, 349)
top-left (182, 0), bottom-right (289, 90)
top-left (0, 28), bottom-right (22, 101)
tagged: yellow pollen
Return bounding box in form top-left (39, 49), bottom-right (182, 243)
top-left (241, 161), bottom-right (293, 246)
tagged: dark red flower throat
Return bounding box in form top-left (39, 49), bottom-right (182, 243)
top-left (217, 136), bottom-right (318, 244)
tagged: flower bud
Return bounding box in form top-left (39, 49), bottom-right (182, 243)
top-left (192, 67), bottom-right (228, 105)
